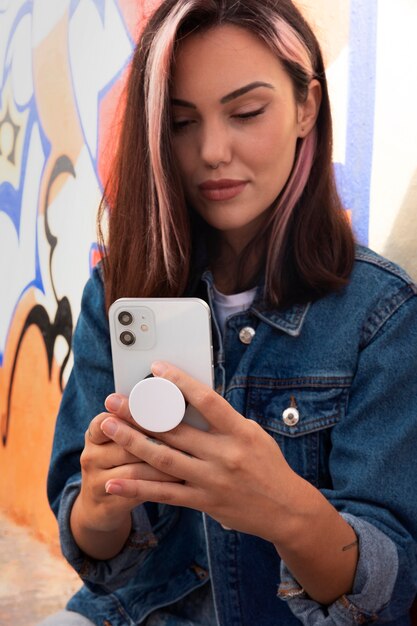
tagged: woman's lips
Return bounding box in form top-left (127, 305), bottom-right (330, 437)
top-left (198, 179), bottom-right (248, 201)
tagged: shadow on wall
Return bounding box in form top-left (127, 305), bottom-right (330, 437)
top-left (383, 169), bottom-right (417, 282)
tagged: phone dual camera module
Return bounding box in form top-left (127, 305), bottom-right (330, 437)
top-left (117, 307), bottom-right (155, 349)
top-left (118, 311), bottom-right (134, 345)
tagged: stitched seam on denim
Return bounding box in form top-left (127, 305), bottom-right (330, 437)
top-left (123, 576), bottom-right (212, 626)
top-left (258, 413), bottom-right (341, 437)
top-left (355, 248), bottom-right (417, 288)
top-left (251, 304), bottom-right (310, 335)
top-left (277, 581), bottom-right (306, 600)
top-left (232, 532), bottom-right (246, 626)
top-left (127, 531), bottom-right (158, 550)
top-left (252, 303), bottom-right (307, 321)
top-left (228, 376), bottom-right (353, 392)
top-left (278, 587), bottom-right (306, 600)
top-left (110, 592), bottom-right (138, 626)
top-left (337, 595), bottom-right (379, 624)
top-left (79, 558), bottom-right (91, 578)
top-left (359, 286), bottom-right (416, 348)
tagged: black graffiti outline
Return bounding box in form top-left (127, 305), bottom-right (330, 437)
top-left (0, 105), bottom-right (21, 164)
top-left (2, 155), bottom-right (76, 446)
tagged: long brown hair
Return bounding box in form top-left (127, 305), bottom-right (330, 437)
top-left (98, 0), bottom-right (354, 310)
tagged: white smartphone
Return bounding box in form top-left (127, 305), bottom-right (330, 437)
top-left (108, 297), bottom-right (213, 431)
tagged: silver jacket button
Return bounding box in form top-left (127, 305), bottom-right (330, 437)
top-left (282, 407), bottom-right (300, 427)
top-left (239, 327), bottom-right (256, 345)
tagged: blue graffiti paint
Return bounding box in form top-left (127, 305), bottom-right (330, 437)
top-left (0, 3), bottom-right (49, 365)
top-left (334, 0), bottom-right (378, 245)
top-left (67, 0), bottom-right (133, 172)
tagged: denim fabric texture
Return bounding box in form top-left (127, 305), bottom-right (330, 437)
top-left (47, 246), bottom-right (417, 625)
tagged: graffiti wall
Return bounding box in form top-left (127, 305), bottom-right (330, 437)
top-left (0, 0), bottom-right (159, 545)
top-left (0, 1), bottom-right (416, 549)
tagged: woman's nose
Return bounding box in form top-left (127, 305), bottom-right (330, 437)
top-left (200, 121), bottom-right (232, 169)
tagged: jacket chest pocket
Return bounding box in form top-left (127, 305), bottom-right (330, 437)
top-left (246, 380), bottom-right (350, 487)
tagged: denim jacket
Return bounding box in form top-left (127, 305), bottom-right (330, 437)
top-left (48, 246), bottom-right (417, 625)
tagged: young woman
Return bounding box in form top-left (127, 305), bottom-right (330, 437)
top-left (43, 1), bottom-right (417, 625)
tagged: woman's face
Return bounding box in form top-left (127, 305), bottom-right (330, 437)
top-left (170, 25), bottom-right (314, 252)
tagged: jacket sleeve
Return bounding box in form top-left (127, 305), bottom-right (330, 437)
top-left (278, 283), bottom-right (417, 623)
top-left (47, 266), bottom-right (158, 591)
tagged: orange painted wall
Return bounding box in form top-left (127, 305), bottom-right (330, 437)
top-left (0, 295), bottom-right (63, 546)
top-left (0, 0), bottom-right (151, 550)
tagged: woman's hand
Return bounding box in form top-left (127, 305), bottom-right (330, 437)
top-left (70, 396), bottom-right (182, 560)
top-left (76, 401), bottom-right (182, 534)
top-left (101, 361), bottom-right (358, 603)
top-left (101, 361), bottom-right (299, 544)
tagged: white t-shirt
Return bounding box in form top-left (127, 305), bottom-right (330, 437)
top-left (212, 283), bottom-right (257, 335)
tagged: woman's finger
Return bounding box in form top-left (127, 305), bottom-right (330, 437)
top-left (86, 410), bottom-right (142, 446)
top-left (86, 412), bottom-right (117, 445)
top-left (104, 478), bottom-right (203, 510)
top-left (105, 460), bottom-right (184, 484)
top-left (146, 420), bottom-right (213, 460)
top-left (105, 394), bottom-right (136, 423)
top-left (101, 417), bottom-right (206, 483)
top-left (151, 361), bottom-right (244, 433)
top-left (83, 439), bottom-right (145, 469)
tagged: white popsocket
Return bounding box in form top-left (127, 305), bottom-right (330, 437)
top-left (128, 377), bottom-right (186, 432)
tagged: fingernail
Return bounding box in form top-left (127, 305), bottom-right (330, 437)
top-left (101, 418), bottom-right (118, 436)
top-left (105, 394), bottom-right (122, 412)
top-left (105, 481), bottom-right (122, 495)
top-left (151, 361), bottom-right (167, 376)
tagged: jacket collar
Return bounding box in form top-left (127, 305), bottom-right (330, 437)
top-left (250, 301), bottom-right (310, 337)
top-left (201, 270), bottom-right (310, 338)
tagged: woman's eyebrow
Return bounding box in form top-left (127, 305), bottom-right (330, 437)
top-left (171, 98), bottom-right (197, 109)
top-left (220, 81), bottom-right (275, 103)
top-left (171, 81), bottom-right (275, 109)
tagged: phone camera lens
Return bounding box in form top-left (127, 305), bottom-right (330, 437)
top-left (118, 311), bottom-right (133, 326)
top-left (120, 330), bottom-right (135, 346)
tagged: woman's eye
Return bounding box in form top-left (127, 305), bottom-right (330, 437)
top-left (172, 119), bottom-right (194, 132)
top-left (234, 107), bottom-right (266, 122)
